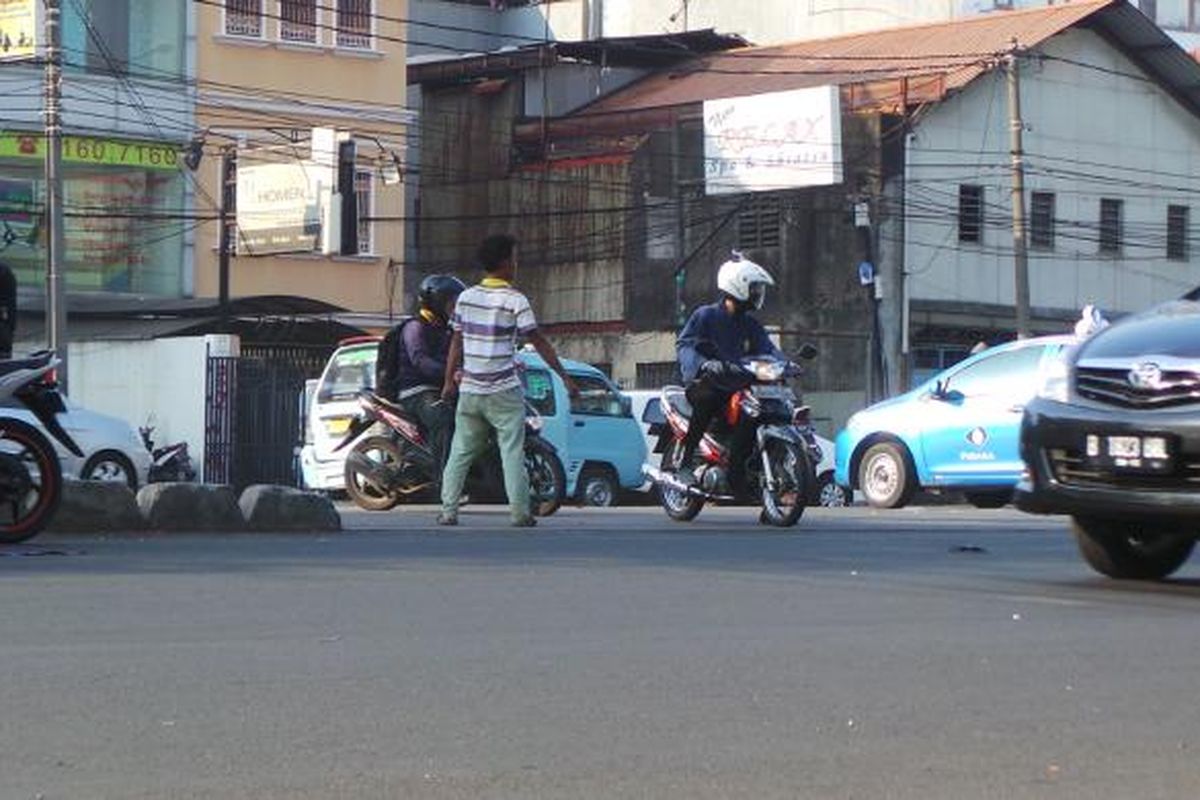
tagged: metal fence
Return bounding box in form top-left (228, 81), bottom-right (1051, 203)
top-left (205, 344), bottom-right (335, 489)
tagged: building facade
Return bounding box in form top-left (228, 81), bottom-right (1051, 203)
top-left (410, 1), bottom-right (1200, 436)
top-left (0, 0), bottom-right (195, 311)
top-left (194, 0), bottom-right (410, 315)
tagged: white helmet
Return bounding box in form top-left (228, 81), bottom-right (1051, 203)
top-left (717, 253), bottom-right (775, 310)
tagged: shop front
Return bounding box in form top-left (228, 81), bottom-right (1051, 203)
top-left (0, 130), bottom-right (188, 297)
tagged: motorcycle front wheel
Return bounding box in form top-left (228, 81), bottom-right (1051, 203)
top-left (343, 436), bottom-right (405, 512)
top-left (760, 439), bottom-right (809, 528)
top-left (525, 437), bottom-right (565, 517)
top-left (0, 417), bottom-right (64, 544)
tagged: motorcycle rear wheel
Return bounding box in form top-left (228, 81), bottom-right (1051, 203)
top-left (0, 418), bottom-right (64, 544)
top-left (658, 440), bottom-right (704, 522)
top-left (760, 439), bottom-right (809, 528)
top-left (526, 437), bottom-right (565, 517)
top-left (344, 436), bottom-right (405, 512)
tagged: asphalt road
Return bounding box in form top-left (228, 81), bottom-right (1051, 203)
top-left (4, 504), bottom-right (1200, 799)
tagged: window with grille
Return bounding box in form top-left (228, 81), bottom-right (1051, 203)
top-left (636, 362), bottom-right (680, 389)
top-left (1030, 191), bottom-right (1055, 249)
top-left (280, 0), bottom-right (317, 43)
top-left (225, 0), bottom-right (263, 36)
top-left (736, 195), bottom-right (781, 251)
top-left (958, 185), bottom-right (983, 243)
top-left (337, 0), bottom-right (373, 48)
top-left (355, 168), bottom-right (373, 255)
top-left (1168, 204), bottom-right (1189, 261)
top-left (1099, 198), bottom-right (1123, 254)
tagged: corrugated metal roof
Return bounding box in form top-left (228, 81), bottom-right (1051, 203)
top-left (579, 1), bottom-right (1114, 116)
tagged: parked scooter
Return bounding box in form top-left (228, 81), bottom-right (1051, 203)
top-left (0, 351), bottom-right (83, 543)
top-left (335, 390), bottom-right (566, 516)
top-left (139, 425), bottom-right (196, 483)
top-left (643, 347), bottom-right (821, 527)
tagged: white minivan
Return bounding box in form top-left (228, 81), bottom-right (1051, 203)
top-left (299, 337), bottom-right (380, 492)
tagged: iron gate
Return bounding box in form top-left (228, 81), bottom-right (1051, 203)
top-left (205, 344), bottom-right (334, 489)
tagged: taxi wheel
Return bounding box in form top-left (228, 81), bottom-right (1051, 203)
top-left (1072, 516), bottom-right (1195, 580)
top-left (858, 442), bottom-right (915, 509)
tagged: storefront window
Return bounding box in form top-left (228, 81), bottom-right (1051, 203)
top-left (0, 132), bottom-right (187, 297)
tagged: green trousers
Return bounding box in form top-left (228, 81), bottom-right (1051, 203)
top-left (440, 387), bottom-right (529, 522)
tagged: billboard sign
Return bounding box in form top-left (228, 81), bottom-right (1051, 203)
top-left (0, 0), bottom-right (37, 61)
top-left (704, 85), bottom-right (843, 195)
top-left (236, 161), bottom-right (322, 256)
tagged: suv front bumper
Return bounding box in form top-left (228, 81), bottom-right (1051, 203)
top-left (1015, 396), bottom-right (1200, 519)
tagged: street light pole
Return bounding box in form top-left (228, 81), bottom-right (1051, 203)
top-left (44, 0), bottom-right (68, 390)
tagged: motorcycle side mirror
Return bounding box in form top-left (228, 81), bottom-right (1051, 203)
top-left (797, 343), bottom-right (819, 361)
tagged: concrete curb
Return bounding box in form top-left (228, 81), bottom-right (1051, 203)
top-left (47, 479), bottom-right (146, 533)
top-left (239, 484), bottom-right (341, 532)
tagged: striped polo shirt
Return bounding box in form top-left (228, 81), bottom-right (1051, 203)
top-left (451, 278), bottom-right (538, 395)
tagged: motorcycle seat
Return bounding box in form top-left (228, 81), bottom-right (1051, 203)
top-left (370, 391), bottom-right (419, 418)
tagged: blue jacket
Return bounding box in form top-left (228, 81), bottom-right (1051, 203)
top-left (677, 301), bottom-right (781, 383)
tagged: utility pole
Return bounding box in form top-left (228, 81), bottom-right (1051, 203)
top-left (218, 148), bottom-right (237, 330)
top-left (1006, 38), bottom-right (1031, 339)
top-left (44, 0), bottom-right (67, 390)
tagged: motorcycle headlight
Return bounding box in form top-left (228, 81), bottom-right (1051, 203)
top-left (1038, 357), bottom-right (1071, 403)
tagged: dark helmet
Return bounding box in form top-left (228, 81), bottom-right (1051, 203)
top-left (417, 274), bottom-right (466, 323)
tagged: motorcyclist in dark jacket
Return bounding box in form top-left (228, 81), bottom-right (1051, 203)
top-left (675, 254), bottom-right (784, 483)
top-left (396, 274), bottom-right (465, 473)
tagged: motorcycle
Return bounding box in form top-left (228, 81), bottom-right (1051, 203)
top-left (0, 351), bottom-right (83, 544)
top-left (642, 349), bottom-right (821, 528)
top-left (335, 390), bottom-right (566, 517)
top-left (139, 425), bottom-right (196, 483)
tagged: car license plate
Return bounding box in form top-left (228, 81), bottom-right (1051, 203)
top-left (1085, 434), bottom-right (1172, 471)
top-left (325, 417), bottom-right (351, 436)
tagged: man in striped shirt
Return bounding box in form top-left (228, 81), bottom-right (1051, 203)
top-left (438, 234), bottom-right (578, 527)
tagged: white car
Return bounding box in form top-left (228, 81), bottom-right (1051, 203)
top-left (3, 400), bottom-right (151, 491)
top-left (625, 389), bottom-right (850, 507)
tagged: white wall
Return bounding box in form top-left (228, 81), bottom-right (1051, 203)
top-left (67, 335), bottom-right (238, 470)
top-left (904, 27), bottom-right (1200, 318)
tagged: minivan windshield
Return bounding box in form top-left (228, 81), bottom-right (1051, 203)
top-left (318, 346), bottom-right (377, 402)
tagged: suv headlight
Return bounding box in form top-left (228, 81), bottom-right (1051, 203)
top-left (1038, 357), bottom-right (1071, 403)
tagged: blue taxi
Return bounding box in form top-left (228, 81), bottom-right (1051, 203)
top-left (835, 336), bottom-right (1074, 509)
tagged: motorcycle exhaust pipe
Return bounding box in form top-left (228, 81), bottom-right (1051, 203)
top-left (642, 464), bottom-right (709, 499)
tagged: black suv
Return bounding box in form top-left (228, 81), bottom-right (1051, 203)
top-left (1015, 294), bottom-right (1200, 580)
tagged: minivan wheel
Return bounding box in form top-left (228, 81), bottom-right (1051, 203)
top-left (858, 442), bottom-right (915, 509)
top-left (579, 467), bottom-right (619, 507)
top-left (1071, 516), bottom-right (1195, 580)
top-left (815, 472), bottom-right (850, 507)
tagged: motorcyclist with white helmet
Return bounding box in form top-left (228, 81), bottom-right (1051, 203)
top-left (674, 253), bottom-right (785, 483)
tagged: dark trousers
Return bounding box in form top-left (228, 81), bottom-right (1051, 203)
top-left (401, 389), bottom-right (453, 476)
top-left (679, 362), bottom-right (753, 468)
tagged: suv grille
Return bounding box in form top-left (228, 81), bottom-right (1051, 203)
top-left (1075, 366), bottom-right (1200, 409)
top-left (1047, 447), bottom-right (1200, 491)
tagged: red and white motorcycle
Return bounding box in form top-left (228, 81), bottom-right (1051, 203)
top-left (643, 350), bottom-right (821, 528)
